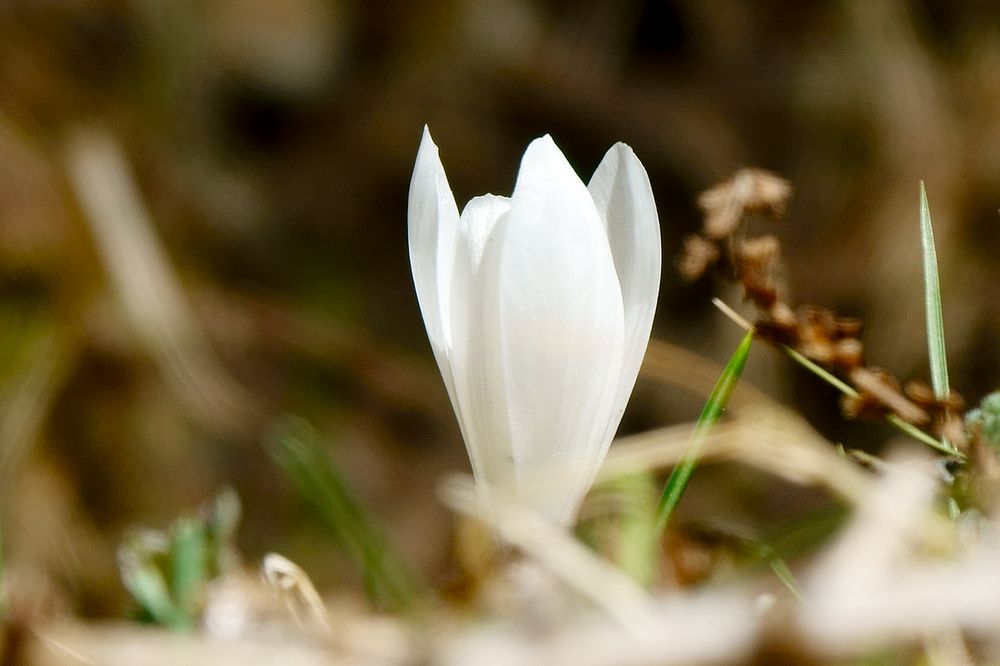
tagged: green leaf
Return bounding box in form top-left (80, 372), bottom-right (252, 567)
top-left (655, 331), bottom-right (754, 536)
top-left (920, 182), bottom-right (950, 402)
top-left (170, 517), bottom-right (207, 628)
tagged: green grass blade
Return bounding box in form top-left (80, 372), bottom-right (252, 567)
top-left (754, 506), bottom-right (849, 602)
top-left (767, 556), bottom-right (804, 602)
top-left (655, 331), bottom-right (754, 536)
top-left (781, 342), bottom-right (963, 459)
top-left (783, 347), bottom-right (856, 395)
top-left (267, 417), bottom-right (428, 612)
top-left (920, 181), bottom-right (950, 401)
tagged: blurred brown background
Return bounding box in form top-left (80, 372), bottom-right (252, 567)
top-left (1, 0), bottom-right (999, 616)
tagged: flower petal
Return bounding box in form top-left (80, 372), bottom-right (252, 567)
top-left (449, 195), bottom-right (512, 488)
top-left (488, 135), bottom-right (626, 524)
top-left (457, 195), bottom-right (511, 269)
top-left (408, 127), bottom-right (461, 404)
top-left (587, 143), bottom-right (661, 441)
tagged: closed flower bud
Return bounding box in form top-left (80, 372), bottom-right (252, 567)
top-left (408, 128), bottom-right (661, 526)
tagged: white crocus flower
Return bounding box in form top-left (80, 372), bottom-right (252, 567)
top-left (408, 127), bottom-right (661, 526)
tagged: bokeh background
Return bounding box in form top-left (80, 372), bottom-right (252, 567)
top-left (1, 0), bottom-right (999, 617)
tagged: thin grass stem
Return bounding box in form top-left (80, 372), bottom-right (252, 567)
top-left (655, 331), bottom-right (754, 536)
top-left (267, 417), bottom-right (429, 613)
top-left (765, 553), bottom-right (805, 603)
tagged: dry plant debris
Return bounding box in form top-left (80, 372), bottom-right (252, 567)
top-left (679, 169), bottom-right (969, 451)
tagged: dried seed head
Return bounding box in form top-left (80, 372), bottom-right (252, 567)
top-left (841, 393), bottom-right (890, 421)
top-left (904, 381), bottom-right (937, 408)
top-left (796, 306), bottom-right (839, 364)
top-left (755, 302), bottom-right (798, 345)
top-left (940, 414), bottom-right (968, 451)
top-left (905, 382), bottom-right (965, 416)
top-left (848, 367), bottom-right (929, 426)
top-left (678, 234), bottom-right (720, 281)
top-left (833, 317), bottom-right (863, 340)
top-left (943, 390), bottom-right (965, 412)
top-left (697, 188), bottom-right (742, 240)
top-left (735, 235), bottom-right (781, 267)
top-left (697, 169), bottom-right (792, 239)
top-left (733, 236), bottom-right (782, 308)
top-left (741, 276), bottom-right (779, 309)
top-left (768, 302), bottom-right (797, 330)
top-left (741, 169), bottom-right (793, 217)
top-left (833, 338), bottom-right (864, 369)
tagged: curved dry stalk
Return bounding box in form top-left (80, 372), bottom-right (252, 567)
top-left (262, 553), bottom-right (331, 636)
top-left (437, 474), bottom-right (652, 629)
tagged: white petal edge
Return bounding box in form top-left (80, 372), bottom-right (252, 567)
top-left (408, 127), bottom-right (462, 408)
top-left (587, 142), bottom-right (661, 444)
top-left (491, 135), bottom-right (626, 525)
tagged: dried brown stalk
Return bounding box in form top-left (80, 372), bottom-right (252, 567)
top-left (679, 169), bottom-right (967, 452)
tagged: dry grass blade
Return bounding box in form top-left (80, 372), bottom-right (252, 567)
top-left (64, 128), bottom-right (250, 431)
top-left (642, 337), bottom-right (766, 412)
top-left (598, 422), bottom-right (738, 481)
top-left (438, 474), bottom-right (652, 628)
top-left (798, 453), bottom-right (999, 655)
top-left (27, 621), bottom-right (343, 666)
top-left (805, 453), bottom-right (938, 605)
top-left (603, 404), bottom-right (873, 506)
top-left (437, 589), bottom-right (758, 666)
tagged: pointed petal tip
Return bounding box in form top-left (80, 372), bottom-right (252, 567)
top-left (524, 133), bottom-right (560, 154)
top-left (460, 193), bottom-right (510, 216)
top-left (516, 134), bottom-right (588, 191)
top-left (416, 125), bottom-right (439, 156)
top-left (606, 141), bottom-right (647, 171)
